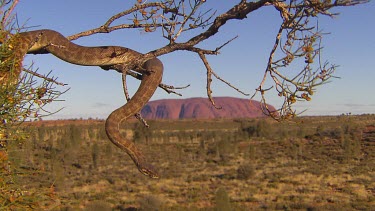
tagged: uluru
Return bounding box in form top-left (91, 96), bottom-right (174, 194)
top-left (140, 97), bottom-right (276, 119)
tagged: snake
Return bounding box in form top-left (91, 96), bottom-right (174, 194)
top-left (8, 29), bottom-right (163, 178)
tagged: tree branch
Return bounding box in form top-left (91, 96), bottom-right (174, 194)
top-left (33, 0), bottom-right (371, 119)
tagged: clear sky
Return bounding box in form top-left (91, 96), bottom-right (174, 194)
top-left (14, 0), bottom-right (375, 119)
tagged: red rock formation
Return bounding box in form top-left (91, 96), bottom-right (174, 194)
top-left (141, 97), bottom-right (276, 119)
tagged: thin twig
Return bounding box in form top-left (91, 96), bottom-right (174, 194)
top-left (22, 68), bottom-right (67, 86)
top-left (122, 71), bottom-right (149, 127)
top-left (1, 0), bottom-right (18, 25)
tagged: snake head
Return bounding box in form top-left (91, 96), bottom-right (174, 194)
top-left (138, 163), bottom-right (159, 179)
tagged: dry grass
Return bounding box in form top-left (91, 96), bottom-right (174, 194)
top-left (7, 115), bottom-right (375, 210)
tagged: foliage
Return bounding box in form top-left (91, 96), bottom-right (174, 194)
top-left (1, 0), bottom-right (66, 140)
top-left (0, 0), bottom-right (371, 209)
top-left (0, 0), bottom-right (66, 209)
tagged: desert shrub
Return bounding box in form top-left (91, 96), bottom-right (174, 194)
top-left (256, 120), bottom-right (272, 138)
top-left (342, 122), bottom-right (363, 141)
top-left (296, 124), bottom-right (308, 138)
top-left (215, 187), bottom-right (232, 211)
top-left (216, 139), bottom-right (233, 165)
top-left (98, 126), bottom-right (107, 140)
top-left (315, 125), bottom-right (344, 139)
top-left (236, 163), bottom-right (255, 180)
top-left (139, 194), bottom-right (163, 211)
top-left (133, 122), bottom-right (153, 144)
top-left (244, 144), bottom-right (257, 160)
top-left (92, 142), bottom-right (100, 169)
top-left (241, 119), bottom-right (273, 139)
top-left (68, 124), bottom-right (82, 146)
top-left (84, 200), bottom-right (112, 211)
top-left (241, 124), bottom-right (257, 138)
top-left (341, 135), bottom-right (361, 163)
top-left (315, 124), bottom-right (324, 137)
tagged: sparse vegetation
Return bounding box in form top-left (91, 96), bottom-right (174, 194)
top-left (1, 0), bottom-right (371, 209)
top-left (2, 115), bottom-right (372, 210)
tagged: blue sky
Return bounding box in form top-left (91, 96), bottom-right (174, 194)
top-left (14, 0), bottom-right (375, 119)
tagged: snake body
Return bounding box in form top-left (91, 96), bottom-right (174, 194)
top-left (15, 29), bottom-right (163, 178)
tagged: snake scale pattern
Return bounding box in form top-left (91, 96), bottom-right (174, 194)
top-left (16, 29), bottom-right (163, 178)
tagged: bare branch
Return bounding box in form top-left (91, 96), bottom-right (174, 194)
top-left (144, 0), bottom-right (272, 59)
top-left (26, 0), bottom-right (370, 120)
top-left (125, 69), bottom-right (190, 96)
top-left (122, 71), bottom-right (149, 127)
top-left (158, 83), bottom-right (190, 96)
top-left (198, 51), bottom-right (220, 109)
top-left (1, 0), bottom-right (18, 25)
top-left (67, 1), bottom-right (193, 41)
top-left (22, 68), bottom-right (67, 86)
top-left (249, 0), bottom-right (367, 120)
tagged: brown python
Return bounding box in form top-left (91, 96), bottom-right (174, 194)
top-left (12, 29), bottom-right (163, 178)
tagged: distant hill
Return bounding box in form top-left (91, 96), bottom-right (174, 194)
top-left (140, 97), bottom-right (276, 119)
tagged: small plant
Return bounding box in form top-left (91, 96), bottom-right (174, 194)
top-left (237, 163), bottom-right (255, 180)
top-left (215, 187), bottom-right (232, 211)
top-left (84, 200), bottom-right (112, 211)
top-left (139, 194), bottom-right (163, 211)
